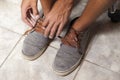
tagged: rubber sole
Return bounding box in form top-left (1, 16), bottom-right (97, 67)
top-left (22, 46), bottom-right (48, 61)
top-left (52, 54), bottom-right (83, 76)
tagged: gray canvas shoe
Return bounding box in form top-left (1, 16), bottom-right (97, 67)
top-left (53, 19), bottom-right (93, 76)
top-left (22, 18), bottom-right (51, 61)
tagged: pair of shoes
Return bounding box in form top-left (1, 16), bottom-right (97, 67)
top-left (22, 18), bottom-right (92, 76)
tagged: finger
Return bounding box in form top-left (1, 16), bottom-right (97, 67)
top-left (49, 23), bottom-right (59, 39)
top-left (35, 15), bottom-right (40, 21)
top-left (56, 22), bottom-right (64, 36)
top-left (23, 17), bottom-right (33, 27)
top-left (26, 9), bottom-right (36, 26)
top-left (42, 18), bottom-right (49, 28)
top-left (28, 9), bottom-right (40, 26)
top-left (27, 18), bottom-right (36, 27)
top-left (44, 22), bottom-right (54, 37)
top-left (29, 12), bottom-right (36, 26)
top-left (31, 4), bottom-right (38, 16)
top-left (27, 8), bottom-right (32, 19)
top-left (21, 7), bottom-right (33, 27)
top-left (28, 8), bottom-right (40, 21)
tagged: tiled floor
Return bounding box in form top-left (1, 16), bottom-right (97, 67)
top-left (0, 0), bottom-right (120, 80)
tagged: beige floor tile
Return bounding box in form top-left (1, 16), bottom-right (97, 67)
top-left (86, 21), bottom-right (120, 73)
top-left (0, 27), bottom-right (21, 66)
top-left (50, 38), bottom-right (61, 49)
top-left (5, 0), bottom-right (21, 4)
top-left (0, 38), bottom-right (79, 80)
top-left (75, 61), bottom-right (120, 80)
top-left (0, 1), bottom-right (28, 34)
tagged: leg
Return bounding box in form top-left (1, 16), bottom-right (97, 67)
top-left (73, 0), bottom-right (117, 31)
top-left (40, 0), bottom-right (55, 16)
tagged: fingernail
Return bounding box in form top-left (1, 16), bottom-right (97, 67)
top-left (35, 15), bottom-right (40, 20)
top-left (49, 36), bottom-right (53, 39)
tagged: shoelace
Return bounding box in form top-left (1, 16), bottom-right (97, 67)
top-left (61, 28), bottom-right (84, 48)
top-left (23, 18), bottom-right (44, 36)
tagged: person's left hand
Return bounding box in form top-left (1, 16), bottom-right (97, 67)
top-left (42, 0), bottom-right (73, 39)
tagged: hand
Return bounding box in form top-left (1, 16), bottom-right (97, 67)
top-left (43, 0), bottom-right (73, 39)
top-left (21, 0), bottom-right (39, 27)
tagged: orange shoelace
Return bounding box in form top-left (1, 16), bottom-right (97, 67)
top-left (23, 18), bottom-right (44, 36)
top-left (61, 28), bottom-right (84, 48)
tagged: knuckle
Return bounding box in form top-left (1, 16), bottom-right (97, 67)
top-left (31, 2), bottom-right (36, 6)
top-left (59, 27), bottom-right (62, 31)
top-left (57, 30), bottom-right (60, 33)
top-left (50, 32), bottom-right (54, 35)
top-left (45, 29), bottom-right (50, 33)
top-left (46, 17), bottom-right (50, 21)
top-left (44, 18), bottom-right (49, 22)
top-left (34, 11), bottom-right (38, 15)
top-left (52, 29), bottom-right (56, 32)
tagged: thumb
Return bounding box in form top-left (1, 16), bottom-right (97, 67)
top-left (32, 5), bottom-right (38, 17)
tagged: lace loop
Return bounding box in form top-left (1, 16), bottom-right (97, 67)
top-left (23, 18), bottom-right (44, 36)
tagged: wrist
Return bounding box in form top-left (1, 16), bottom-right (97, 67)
top-left (57, 0), bottom-right (74, 7)
top-left (72, 18), bottom-right (89, 32)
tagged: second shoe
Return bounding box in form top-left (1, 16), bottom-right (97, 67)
top-left (53, 18), bottom-right (93, 76)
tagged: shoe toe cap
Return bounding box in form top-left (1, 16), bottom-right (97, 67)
top-left (53, 45), bottom-right (81, 72)
top-left (22, 43), bottom-right (41, 57)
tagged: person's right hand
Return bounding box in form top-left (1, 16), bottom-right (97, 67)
top-left (21, 0), bottom-right (39, 27)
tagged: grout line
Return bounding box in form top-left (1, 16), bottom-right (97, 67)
top-left (0, 35), bottom-right (24, 68)
top-left (73, 59), bottom-right (120, 80)
top-left (0, 26), bottom-right (27, 35)
top-left (85, 59), bottom-right (120, 74)
top-left (73, 58), bottom-right (86, 80)
top-left (72, 35), bottom-right (106, 80)
top-left (49, 45), bottom-right (59, 50)
top-left (72, 64), bottom-right (83, 80)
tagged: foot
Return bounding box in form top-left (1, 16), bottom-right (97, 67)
top-left (53, 18), bottom-right (93, 76)
top-left (22, 18), bottom-right (52, 61)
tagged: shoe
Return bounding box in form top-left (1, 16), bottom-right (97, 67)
top-left (22, 18), bottom-right (51, 61)
top-left (53, 18), bottom-right (93, 76)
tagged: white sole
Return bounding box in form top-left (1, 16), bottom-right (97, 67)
top-left (53, 54), bottom-right (83, 76)
top-left (22, 46), bottom-right (48, 61)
